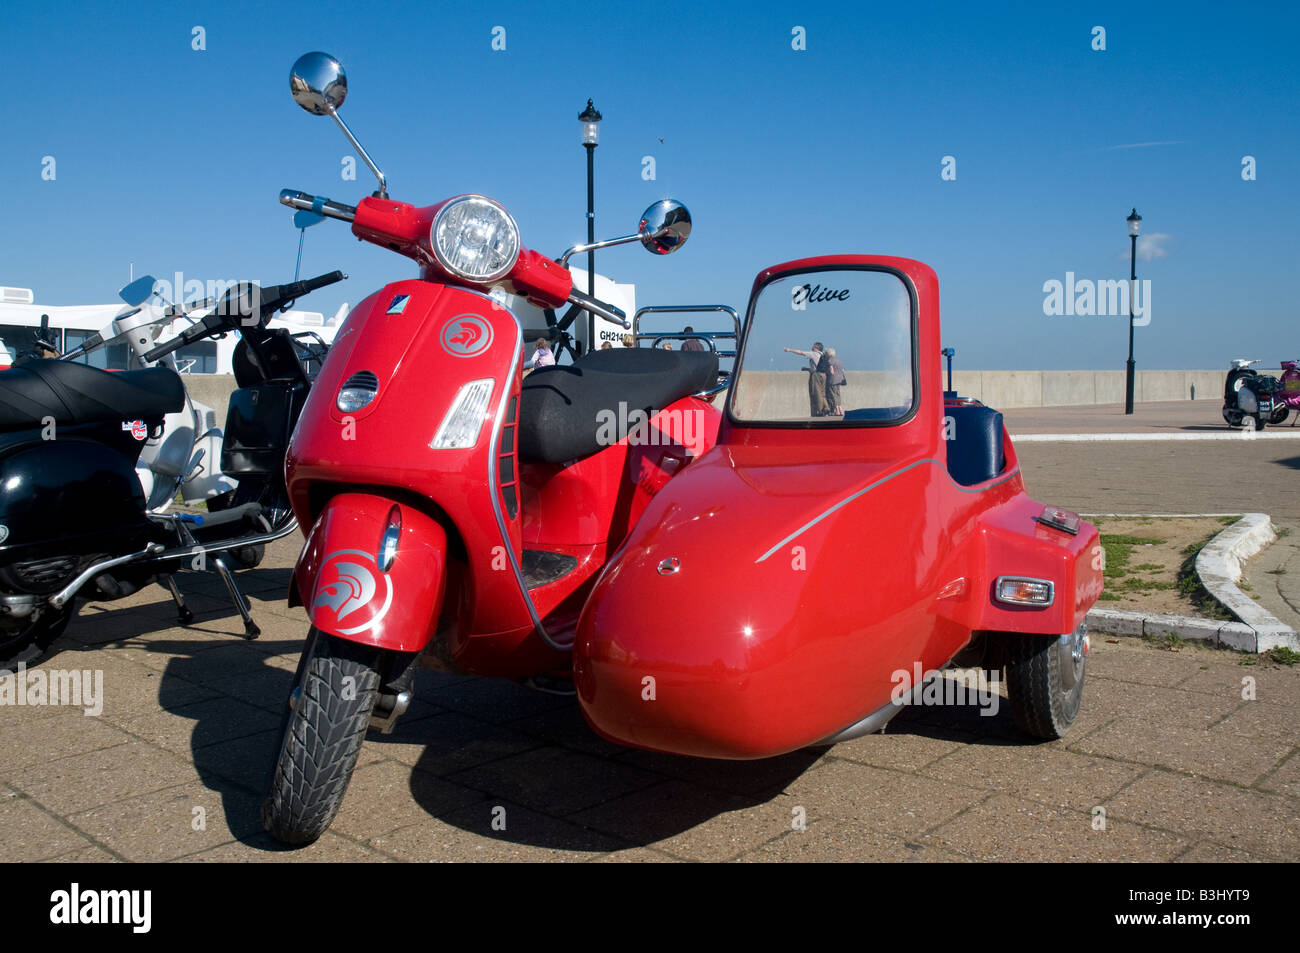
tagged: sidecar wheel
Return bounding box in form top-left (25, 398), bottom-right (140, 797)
top-left (262, 631), bottom-right (380, 846)
top-left (1005, 628), bottom-right (1086, 740)
top-left (1270, 405), bottom-right (1290, 425)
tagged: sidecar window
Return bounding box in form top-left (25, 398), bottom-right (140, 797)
top-left (729, 268), bottom-right (915, 425)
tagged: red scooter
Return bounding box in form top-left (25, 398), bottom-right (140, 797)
top-left (262, 53), bottom-right (1104, 846)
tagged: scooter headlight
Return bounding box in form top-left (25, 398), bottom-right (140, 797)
top-left (431, 378), bottom-right (494, 449)
top-left (430, 195), bottom-right (520, 283)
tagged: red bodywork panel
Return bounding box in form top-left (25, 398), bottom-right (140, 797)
top-left (573, 255), bottom-right (1102, 758)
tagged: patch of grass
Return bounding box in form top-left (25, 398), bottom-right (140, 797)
top-left (1265, 568), bottom-right (1287, 575)
top-left (1133, 562), bottom-right (1163, 572)
top-left (1239, 582), bottom-right (1254, 592)
top-left (1219, 516), bottom-right (1240, 525)
top-left (1276, 527), bottom-right (1292, 539)
top-left (1175, 528), bottom-right (1235, 622)
top-left (1098, 591), bottom-right (1121, 601)
top-left (1115, 578), bottom-right (1176, 593)
top-left (1100, 533), bottom-right (1163, 580)
top-left (1239, 655), bottom-right (1258, 666)
top-left (1266, 647), bottom-right (1300, 666)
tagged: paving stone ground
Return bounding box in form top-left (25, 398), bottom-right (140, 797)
top-left (2, 400), bottom-right (1297, 862)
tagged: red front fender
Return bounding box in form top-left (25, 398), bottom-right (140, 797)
top-left (294, 492), bottom-right (447, 652)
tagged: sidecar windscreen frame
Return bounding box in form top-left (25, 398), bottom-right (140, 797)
top-left (725, 263), bottom-right (920, 429)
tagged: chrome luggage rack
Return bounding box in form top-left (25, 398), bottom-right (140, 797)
top-left (633, 305), bottom-right (740, 397)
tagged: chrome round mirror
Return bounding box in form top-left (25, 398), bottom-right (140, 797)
top-left (290, 52), bottom-right (347, 115)
top-left (638, 199), bottom-right (691, 255)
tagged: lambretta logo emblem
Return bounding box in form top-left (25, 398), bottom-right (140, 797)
top-left (386, 294), bottom-right (410, 315)
top-left (310, 549), bottom-right (393, 635)
top-left (440, 313), bottom-right (494, 358)
top-left (49, 883), bottom-right (151, 933)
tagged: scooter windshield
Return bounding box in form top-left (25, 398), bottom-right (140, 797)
top-left (729, 267), bottom-right (916, 425)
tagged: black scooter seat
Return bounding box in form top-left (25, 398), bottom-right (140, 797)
top-left (0, 360), bottom-right (185, 431)
top-left (519, 348), bottom-right (718, 463)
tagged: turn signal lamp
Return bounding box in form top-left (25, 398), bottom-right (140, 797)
top-left (994, 576), bottom-right (1054, 607)
top-left (431, 379), bottom-right (494, 449)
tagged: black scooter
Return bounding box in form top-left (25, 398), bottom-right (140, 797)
top-left (0, 271), bottom-right (343, 667)
top-left (1223, 359), bottom-right (1280, 431)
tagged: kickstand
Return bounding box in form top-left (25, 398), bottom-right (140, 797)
top-left (212, 553), bottom-right (261, 640)
top-left (161, 573), bottom-right (194, 625)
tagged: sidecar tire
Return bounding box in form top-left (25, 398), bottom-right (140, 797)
top-left (262, 634), bottom-right (380, 846)
top-left (1270, 405), bottom-right (1290, 425)
top-left (1005, 631), bottom-right (1085, 740)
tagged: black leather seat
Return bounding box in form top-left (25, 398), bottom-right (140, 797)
top-left (0, 360), bottom-right (185, 431)
top-left (945, 403), bottom-right (1005, 486)
top-left (519, 348), bottom-right (718, 463)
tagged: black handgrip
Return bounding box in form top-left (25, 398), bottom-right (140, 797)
top-left (142, 333), bottom-right (189, 363)
top-left (143, 320), bottom-right (211, 363)
top-left (290, 270), bottom-right (345, 298)
top-left (258, 271), bottom-right (345, 314)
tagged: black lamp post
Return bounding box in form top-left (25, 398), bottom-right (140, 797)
top-left (1124, 207), bottom-right (1142, 415)
top-left (579, 100), bottom-right (602, 300)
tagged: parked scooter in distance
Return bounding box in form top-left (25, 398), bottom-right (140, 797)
top-left (1223, 359), bottom-right (1280, 431)
top-left (1271, 360), bottom-right (1299, 425)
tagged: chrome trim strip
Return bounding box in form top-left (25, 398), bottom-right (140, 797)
top-left (482, 307), bottom-right (568, 653)
top-left (754, 458), bottom-right (1021, 564)
top-left (813, 698), bottom-right (902, 745)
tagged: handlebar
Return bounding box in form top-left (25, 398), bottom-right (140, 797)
top-left (280, 189), bottom-right (357, 223)
top-left (567, 288), bottom-right (630, 329)
top-left (142, 270), bottom-right (346, 363)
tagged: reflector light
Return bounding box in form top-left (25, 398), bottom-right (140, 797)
top-left (1036, 505), bottom-right (1081, 535)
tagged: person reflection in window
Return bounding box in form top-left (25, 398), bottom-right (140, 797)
top-left (783, 342), bottom-right (829, 416)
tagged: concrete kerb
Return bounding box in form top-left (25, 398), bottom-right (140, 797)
top-left (1194, 514), bottom-right (1299, 653)
top-left (1081, 513), bottom-right (1299, 653)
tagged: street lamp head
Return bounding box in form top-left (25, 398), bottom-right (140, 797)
top-left (1127, 207), bottom-right (1142, 237)
top-left (579, 99), bottom-right (602, 147)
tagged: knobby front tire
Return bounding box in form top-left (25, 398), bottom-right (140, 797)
top-left (261, 632), bottom-right (380, 846)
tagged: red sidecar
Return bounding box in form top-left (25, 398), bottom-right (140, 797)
top-left (574, 255), bottom-right (1103, 756)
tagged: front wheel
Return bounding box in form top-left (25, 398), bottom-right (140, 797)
top-left (261, 631), bottom-right (380, 845)
top-left (1005, 626), bottom-right (1086, 739)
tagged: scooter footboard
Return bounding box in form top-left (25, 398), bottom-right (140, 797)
top-left (293, 492), bottom-right (447, 651)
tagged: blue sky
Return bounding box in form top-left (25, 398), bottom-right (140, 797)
top-left (1, 0), bottom-right (1295, 369)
